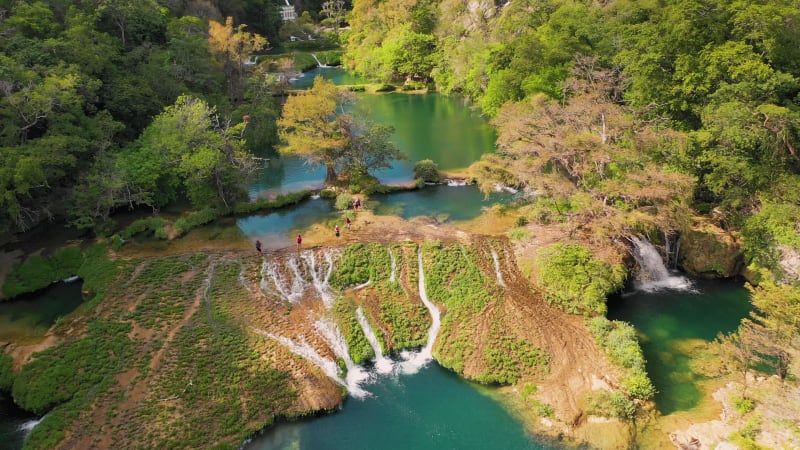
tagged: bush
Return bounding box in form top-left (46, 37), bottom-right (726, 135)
top-left (335, 193), bottom-right (354, 211)
top-left (536, 244), bottom-right (626, 315)
top-left (319, 189), bottom-right (336, 199)
top-left (734, 396), bottom-right (756, 414)
top-left (173, 208), bottom-right (218, 238)
top-left (0, 353), bottom-right (13, 390)
top-left (413, 159), bottom-right (441, 183)
top-left (122, 217), bottom-right (168, 240)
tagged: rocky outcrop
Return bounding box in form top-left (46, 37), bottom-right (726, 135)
top-left (679, 220), bottom-right (743, 278)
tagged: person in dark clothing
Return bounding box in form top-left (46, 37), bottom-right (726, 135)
top-left (345, 217), bottom-right (351, 230)
top-left (335, 225), bottom-right (340, 237)
top-left (255, 239), bottom-right (262, 256)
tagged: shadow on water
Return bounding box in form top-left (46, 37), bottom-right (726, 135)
top-left (607, 278), bottom-right (751, 415)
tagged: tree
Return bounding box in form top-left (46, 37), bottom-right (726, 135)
top-left (120, 95), bottom-right (255, 209)
top-left (339, 115), bottom-right (403, 178)
top-left (276, 76), bottom-right (349, 183)
top-left (321, 0), bottom-right (347, 35)
top-left (208, 16), bottom-right (268, 97)
top-left (277, 76), bottom-right (403, 185)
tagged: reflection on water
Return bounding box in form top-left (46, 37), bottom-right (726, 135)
top-left (607, 278), bottom-right (751, 414)
top-left (247, 363), bottom-right (546, 450)
top-left (247, 156), bottom-right (326, 200)
top-left (371, 184), bottom-right (511, 221)
top-left (236, 198), bottom-right (337, 249)
top-left (0, 393), bottom-right (38, 450)
top-left (0, 280), bottom-right (83, 342)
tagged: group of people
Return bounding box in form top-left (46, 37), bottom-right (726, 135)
top-left (254, 196), bottom-right (364, 255)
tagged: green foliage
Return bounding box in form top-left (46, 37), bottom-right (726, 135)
top-left (0, 353), bottom-right (13, 391)
top-left (330, 243), bottom-right (391, 289)
top-left (507, 228), bottom-right (531, 241)
top-left (584, 391), bottom-right (637, 420)
top-left (173, 208), bottom-right (219, 238)
top-left (332, 298), bottom-right (374, 364)
top-left (122, 217), bottom-right (168, 240)
top-left (2, 246), bottom-right (84, 299)
top-left (413, 159), bottom-right (441, 183)
top-left (232, 190), bottom-right (312, 215)
top-left (12, 319), bottom-right (135, 414)
top-left (734, 396), bottom-right (756, 414)
top-left (334, 193), bottom-right (354, 211)
top-left (587, 316), bottom-right (655, 401)
top-left (741, 200), bottom-right (800, 272)
top-left (379, 300), bottom-right (429, 349)
top-left (536, 244), bottom-right (626, 316)
top-left (77, 243), bottom-right (122, 305)
top-left (729, 415), bottom-right (767, 450)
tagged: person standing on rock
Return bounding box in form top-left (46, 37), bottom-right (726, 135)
top-left (335, 225), bottom-right (340, 237)
top-left (255, 239), bottom-right (262, 256)
top-left (345, 217), bottom-right (351, 230)
top-left (296, 234), bottom-right (302, 250)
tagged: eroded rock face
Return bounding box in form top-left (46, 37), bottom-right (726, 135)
top-left (778, 245), bottom-right (800, 283)
top-left (679, 221), bottom-right (743, 278)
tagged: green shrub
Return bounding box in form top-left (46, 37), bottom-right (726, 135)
top-left (173, 208), bottom-right (218, 238)
top-left (320, 189), bottom-right (336, 199)
top-left (507, 228), bottom-right (531, 241)
top-left (413, 159), bottom-right (441, 183)
top-left (232, 190), bottom-right (312, 215)
top-left (332, 298), bottom-right (374, 364)
top-left (586, 317), bottom-right (655, 401)
top-left (536, 243), bottom-right (626, 315)
top-left (122, 217), bottom-right (168, 240)
top-left (584, 391), bottom-right (637, 420)
top-left (734, 396), bottom-right (756, 414)
top-left (335, 193), bottom-right (354, 211)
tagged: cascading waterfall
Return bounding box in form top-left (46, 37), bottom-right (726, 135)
top-left (389, 247), bottom-right (397, 283)
top-left (314, 318), bottom-right (370, 398)
top-left (490, 247), bottom-right (506, 287)
top-left (630, 236), bottom-right (693, 292)
top-left (356, 307), bottom-right (394, 374)
top-left (260, 259), bottom-right (304, 303)
top-left (302, 250), bottom-right (337, 308)
top-left (254, 328), bottom-right (347, 389)
top-left (399, 248), bottom-right (441, 374)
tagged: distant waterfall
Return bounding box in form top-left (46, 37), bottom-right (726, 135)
top-left (490, 247), bottom-right (506, 287)
top-left (310, 54), bottom-right (331, 68)
top-left (19, 418), bottom-right (42, 433)
top-left (630, 236), bottom-right (693, 292)
top-left (399, 248), bottom-right (441, 374)
top-left (356, 307), bottom-right (393, 374)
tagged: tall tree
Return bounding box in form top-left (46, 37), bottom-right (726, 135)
top-left (276, 76), bottom-right (350, 183)
top-left (208, 16), bottom-right (268, 97)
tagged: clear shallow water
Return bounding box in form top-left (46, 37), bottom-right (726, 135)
top-left (0, 280), bottom-right (83, 342)
top-left (607, 278), bottom-right (751, 415)
top-left (247, 363), bottom-right (547, 450)
top-left (371, 184), bottom-right (511, 221)
top-left (236, 197), bottom-right (337, 249)
top-left (247, 69), bottom-right (495, 199)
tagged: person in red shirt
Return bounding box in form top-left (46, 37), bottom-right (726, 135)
top-left (296, 234), bottom-right (302, 250)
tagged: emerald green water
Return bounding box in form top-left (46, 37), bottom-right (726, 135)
top-left (247, 364), bottom-right (547, 450)
top-left (607, 279), bottom-right (751, 415)
top-left (248, 69), bottom-right (494, 199)
top-left (0, 280), bottom-right (84, 342)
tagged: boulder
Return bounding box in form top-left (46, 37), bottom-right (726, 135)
top-left (679, 220), bottom-right (743, 278)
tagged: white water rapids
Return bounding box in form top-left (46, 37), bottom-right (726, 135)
top-left (630, 236), bottom-right (694, 292)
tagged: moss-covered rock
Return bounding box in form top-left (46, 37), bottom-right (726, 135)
top-left (679, 220), bottom-right (743, 278)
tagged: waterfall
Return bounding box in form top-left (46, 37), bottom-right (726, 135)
top-left (630, 236), bottom-right (693, 292)
top-left (356, 307), bottom-right (394, 374)
top-left (490, 248), bottom-right (506, 287)
top-left (314, 319), bottom-right (371, 398)
top-left (310, 54), bottom-right (330, 68)
top-left (302, 250), bottom-right (336, 308)
top-left (260, 259), bottom-right (304, 303)
top-left (256, 328), bottom-right (348, 390)
top-left (19, 418), bottom-right (42, 432)
top-left (389, 247), bottom-right (397, 283)
top-left (399, 248), bottom-right (441, 374)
